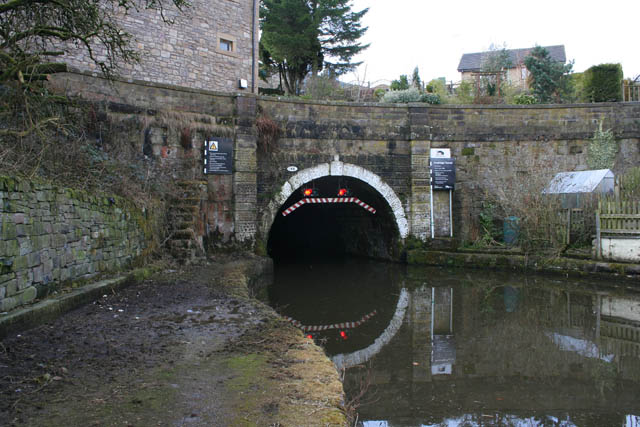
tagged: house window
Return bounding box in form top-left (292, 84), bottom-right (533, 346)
top-left (521, 67), bottom-right (528, 80)
top-left (220, 39), bottom-right (233, 52)
top-left (217, 34), bottom-right (238, 57)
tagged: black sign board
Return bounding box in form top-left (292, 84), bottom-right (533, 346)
top-left (430, 158), bottom-right (456, 190)
top-left (204, 138), bottom-right (233, 175)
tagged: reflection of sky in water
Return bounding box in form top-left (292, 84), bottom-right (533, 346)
top-left (365, 415), bottom-right (640, 426)
top-left (547, 332), bottom-right (614, 362)
top-left (417, 415), bottom-right (578, 426)
top-left (273, 260), bottom-right (640, 424)
top-left (363, 415), bottom-right (633, 427)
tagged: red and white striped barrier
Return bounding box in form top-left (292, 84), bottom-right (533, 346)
top-left (282, 197), bottom-right (376, 216)
top-left (284, 310), bottom-right (378, 332)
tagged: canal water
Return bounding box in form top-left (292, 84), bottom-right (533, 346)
top-left (269, 258), bottom-right (640, 426)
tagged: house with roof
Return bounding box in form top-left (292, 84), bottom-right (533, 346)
top-left (457, 45), bottom-right (567, 89)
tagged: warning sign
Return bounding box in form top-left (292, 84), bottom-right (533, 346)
top-left (204, 138), bottom-right (233, 175)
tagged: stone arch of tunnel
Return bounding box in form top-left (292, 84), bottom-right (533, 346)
top-left (265, 161), bottom-right (408, 261)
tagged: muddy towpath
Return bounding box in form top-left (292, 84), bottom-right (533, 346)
top-left (0, 255), bottom-right (346, 426)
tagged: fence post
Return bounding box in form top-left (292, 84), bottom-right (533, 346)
top-left (595, 211), bottom-right (601, 259)
top-left (566, 209), bottom-right (571, 245)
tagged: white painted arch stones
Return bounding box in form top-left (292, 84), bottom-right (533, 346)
top-left (266, 160), bottom-right (409, 239)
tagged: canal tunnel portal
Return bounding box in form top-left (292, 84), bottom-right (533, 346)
top-left (266, 162), bottom-right (408, 262)
top-left (268, 176), bottom-right (400, 261)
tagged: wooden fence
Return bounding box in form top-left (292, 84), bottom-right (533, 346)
top-left (561, 208), bottom-right (592, 245)
top-left (596, 200), bottom-right (640, 258)
top-left (623, 81), bottom-right (640, 102)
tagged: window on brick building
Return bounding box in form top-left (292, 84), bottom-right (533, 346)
top-left (217, 34), bottom-right (238, 56)
top-left (220, 39), bottom-right (233, 52)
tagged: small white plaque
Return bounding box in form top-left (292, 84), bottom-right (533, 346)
top-left (430, 148), bottom-right (451, 158)
top-left (286, 166), bottom-right (298, 172)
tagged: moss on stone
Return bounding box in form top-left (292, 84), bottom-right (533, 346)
top-left (253, 238), bottom-right (267, 257)
top-left (128, 266), bottom-right (157, 282)
top-left (2, 219), bottom-right (17, 240)
top-left (408, 247), bottom-right (640, 280)
top-left (226, 354), bottom-right (267, 392)
top-left (403, 236), bottom-right (426, 251)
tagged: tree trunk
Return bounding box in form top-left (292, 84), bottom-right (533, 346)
top-left (280, 66), bottom-right (295, 95)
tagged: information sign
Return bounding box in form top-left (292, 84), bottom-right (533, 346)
top-left (203, 138), bottom-right (233, 175)
top-left (430, 158), bottom-right (456, 190)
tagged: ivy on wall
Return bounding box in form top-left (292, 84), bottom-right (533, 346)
top-left (587, 120), bottom-right (617, 170)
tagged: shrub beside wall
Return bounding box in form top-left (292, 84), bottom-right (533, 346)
top-left (583, 63), bottom-right (624, 102)
top-left (381, 88), bottom-right (441, 104)
top-left (0, 176), bottom-right (151, 312)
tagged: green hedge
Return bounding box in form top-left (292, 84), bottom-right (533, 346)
top-left (259, 87), bottom-right (285, 96)
top-left (381, 88), bottom-right (441, 104)
top-left (583, 63), bottom-right (623, 102)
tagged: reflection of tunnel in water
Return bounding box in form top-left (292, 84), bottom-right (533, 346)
top-left (267, 176), bottom-right (399, 262)
top-left (343, 267), bottom-right (640, 425)
top-left (269, 258), bottom-right (403, 355)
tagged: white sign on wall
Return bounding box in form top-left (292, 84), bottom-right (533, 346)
top-left (430, 148), bottom-right (451, 158)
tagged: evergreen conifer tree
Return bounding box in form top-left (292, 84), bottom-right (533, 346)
top-left (411, 67), bottom-right (422, 89)
top-left (390, 75), bottom-right (409, 91)
top-left (524, 46), bottom-right (573, 103)
top-left (260, 0), bottom-right (368, 95)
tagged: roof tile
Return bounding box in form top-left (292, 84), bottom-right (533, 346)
top-left (457, 45), bottom-right (566, 72)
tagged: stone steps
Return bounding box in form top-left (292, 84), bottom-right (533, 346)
top-left (166, 181), bottom-right (207, 264)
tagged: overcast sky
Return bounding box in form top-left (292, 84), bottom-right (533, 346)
top-left (342, 0), bottom-right (640, 86)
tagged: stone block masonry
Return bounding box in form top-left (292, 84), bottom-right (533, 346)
top-left (59, 0), bottom-right (259, 94)
top-left (0, 177), bottom-right (150, 312)
top-left (47, 74), bottom-right (640, 250)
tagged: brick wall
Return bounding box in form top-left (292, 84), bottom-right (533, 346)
top-left (256, 98), bottom-right (419, 240)
top-left (0, 177), bottom-right (150, 312)
top-left (426, 103), bottom-right (640, 240)
top-left (426, 103), bottom-right (640, 142)
top-left (60, 0), bottom-right (258, 94)
top-left (258, 99), bottom-right (640, 243)
top-left (50, 72), bottom-right (241, 250)
top-left (47, 74), bottom-right (640, 247)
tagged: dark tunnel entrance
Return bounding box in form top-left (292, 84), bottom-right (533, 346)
top-left (267, 176), bottom-right (400, 263)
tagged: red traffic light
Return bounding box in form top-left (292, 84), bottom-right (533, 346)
top-left (340, 331), bottom-right (348, 340)
top-left (337, 188), bottom-right (349, 197)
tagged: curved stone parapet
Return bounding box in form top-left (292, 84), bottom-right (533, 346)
top-left (332, 288), bottom-right (410, 370)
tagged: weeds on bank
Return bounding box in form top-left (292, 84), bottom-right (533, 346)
top-left (1, 78), bottom-right (223, 255)
top-left (340, 362), bottom-right (377, 426)
top-left (471, 160), bottom-right (593, 257)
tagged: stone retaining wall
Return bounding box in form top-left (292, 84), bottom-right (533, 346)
top-left (0, 177), bottom-right (150, 312)
top-left (46, 73), bottom-right (640, 248)
top-left (257, 98), bottom-right (640, 243)
top-left (50, 72), bottom-right (246, 250)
